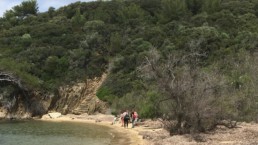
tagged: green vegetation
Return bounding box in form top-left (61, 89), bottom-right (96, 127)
top-left (0, 0), bottom-right (258, 133)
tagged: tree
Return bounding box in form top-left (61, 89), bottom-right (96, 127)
top-left (220, 0), bottom-right (254, 15)
top-left (160, 0), bottom-right (188, 22)
top-left (140, 0), bottom-right (161, 16)
top-left (13, 0), bottom-right (38, 18)
top-left (139, 48), bottom-right (234, 134)
top-left (3, 10), bottom-right (16, 20)
top-left (202, 0), bottom-right (221, 14)
top-left (186, 0), bottom-right (203, 15)
top-left (71, 8), bottom-right (86, 29)
top-left (221, 49), bottom-right (258, 121)
top-left (108, 32), bottom-right (122, 56)
top-left (48, 7), bottom-right (55, 18)
top-left (3, 10), bottom-right (18, 26)
top-left (116, 3), bottom-right (145, 26)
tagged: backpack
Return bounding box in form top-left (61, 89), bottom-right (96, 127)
top-left (124, 114), bottom-right (130, 120)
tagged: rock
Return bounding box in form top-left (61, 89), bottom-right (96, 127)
top-left (143, 135), bottom-right (152, 140)
top-left (21, 113), bottom-right (32, 119)
top-left (0, 111), bottom-right (6, 118)
top-left (41, 114), bottom-right (51, 119)
top-left (48, 112), bottom-right (62, 118)
top-left (53, 74), bottom-right (108, 115)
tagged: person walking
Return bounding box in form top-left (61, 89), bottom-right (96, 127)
top-left (120, 111), bottom-right (124, 127)
top-left (123, 110), bottom-right (130, 128)
top-left (132, 111), bottom-right (138, 128)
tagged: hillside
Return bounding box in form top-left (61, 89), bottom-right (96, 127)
top-left (0, 0), bottom-right (258, 134)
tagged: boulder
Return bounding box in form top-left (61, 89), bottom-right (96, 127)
top-left (0, 111), bottom-right (6, 118)
top-left (48, 112), bottom-right (62, 118)
top-left (41, 114), bottom-right (51, 119)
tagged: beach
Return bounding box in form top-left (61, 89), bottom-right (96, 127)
top-left (40, 113), bottom-right (258, 145)
top-left (40, 113), bottom-right (148, 145)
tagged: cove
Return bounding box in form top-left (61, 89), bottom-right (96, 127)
top-left (0, 120), bottom-right (128, 145)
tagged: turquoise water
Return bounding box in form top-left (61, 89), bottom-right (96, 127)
top-left (0, 120), bottom-right (124, 145)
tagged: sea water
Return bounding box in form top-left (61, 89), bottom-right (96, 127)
top-left (0, 120), bottom-right (124, 145)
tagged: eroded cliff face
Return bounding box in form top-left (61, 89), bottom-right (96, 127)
top-left (50, 74), bottom-right (107, 115)
top-left (0, 74), bottom-right (107, 119)
top-left (0, 90), bottom-right (52, 119)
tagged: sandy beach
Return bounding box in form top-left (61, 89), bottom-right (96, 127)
top-left (40, 113), bottom-right (147, 145)
top-left (40, 113), bottom-right (258, 145)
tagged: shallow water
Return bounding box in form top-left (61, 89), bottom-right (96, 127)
top-left (0, 120), bottom-right (125, 145)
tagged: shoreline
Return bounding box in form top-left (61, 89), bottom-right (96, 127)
top-left (39, 113), bottom-right (147, 145)
top-left (40, 113), bottom-right (258, 145)
top-left (4, 113), bottom-right (256, 145)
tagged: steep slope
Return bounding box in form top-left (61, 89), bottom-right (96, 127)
top-left (49, 74), bottom-right (107, 115)
top-left (0, 73), bottom-right (107, 118)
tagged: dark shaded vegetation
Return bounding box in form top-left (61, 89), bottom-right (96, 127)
top-left (0, 0), bottom-right (258, 134)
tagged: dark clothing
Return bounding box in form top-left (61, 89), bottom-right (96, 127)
top-left (124, 112), bottom-right (130, 128)
top-left (124, 118), bottom-right (129, 128)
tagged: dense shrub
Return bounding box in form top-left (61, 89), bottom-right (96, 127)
top-left (0, 0), bottom-right (258, 133)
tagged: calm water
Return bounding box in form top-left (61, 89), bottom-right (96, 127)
top-left (0, 120), bottom-right (126, 145)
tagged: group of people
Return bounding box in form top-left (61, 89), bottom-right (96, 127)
top-left (112, 110), bottom-right (139, 128)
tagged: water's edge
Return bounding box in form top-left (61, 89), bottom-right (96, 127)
top-left (0, 119), bottom-right (132, 145)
